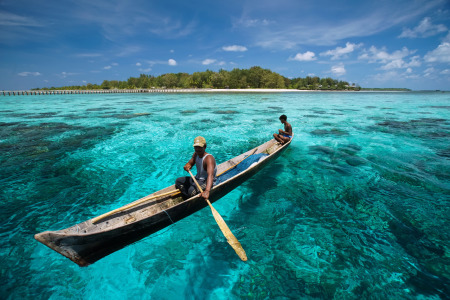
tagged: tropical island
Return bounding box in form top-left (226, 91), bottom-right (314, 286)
top-left (33, 66), bottom-right (361, 91)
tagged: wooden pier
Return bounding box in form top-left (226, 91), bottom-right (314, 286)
top-left (0, 88), bottom-right (308, 96)
top-left (0, 89), bottom-right (201, 96)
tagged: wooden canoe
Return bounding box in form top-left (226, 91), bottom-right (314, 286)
top-left (35, 135), bottom-right (293, 266)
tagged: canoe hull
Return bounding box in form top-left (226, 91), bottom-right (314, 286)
top-left (35, 138), bottom-right (291, 266)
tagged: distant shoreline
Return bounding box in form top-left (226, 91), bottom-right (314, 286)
top-left (3, 88), bottom-right (443, 96)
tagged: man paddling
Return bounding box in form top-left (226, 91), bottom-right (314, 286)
top-left (175, 136), bottom-right (217, 199)
top-left (273, 114), bottom-right (293, 144)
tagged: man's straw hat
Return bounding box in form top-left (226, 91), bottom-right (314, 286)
top-left (193, 136), bottom-right (206, 147)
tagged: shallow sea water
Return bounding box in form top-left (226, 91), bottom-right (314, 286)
top-left (0, 92), bottom-right (449, 299)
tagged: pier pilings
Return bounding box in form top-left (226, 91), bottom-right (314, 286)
top-left (0, 89), bottom-right (198, 96)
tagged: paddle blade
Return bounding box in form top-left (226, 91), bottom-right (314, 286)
top-left (209, 204), bottom-right (248, 261)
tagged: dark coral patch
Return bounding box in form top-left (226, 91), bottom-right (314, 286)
top-left (310, 128), bottom-right (349, 136)
top-left (213, 110), bottom-right (239, 114)
top-left (345, 156), bottom-right (367, 166)
top-left (338, 144), bottom-right (362, 155)
top-left (181, 110), bottom-right (197, 114)
top-left (309, 145), bottom-right (335, 155)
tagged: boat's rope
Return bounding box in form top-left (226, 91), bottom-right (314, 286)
top-left (162, 209), bottom-right (175, 224)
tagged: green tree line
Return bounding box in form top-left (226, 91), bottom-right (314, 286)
top-left (34, 66), bottom-right (360, 90)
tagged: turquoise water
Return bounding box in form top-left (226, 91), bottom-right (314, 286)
top-left (1, 92), bottom-right (449, 299)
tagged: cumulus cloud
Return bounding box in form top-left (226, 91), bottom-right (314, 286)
top-left (222, 45), bottom-right (248, 52)
top-left (18, 72), bottom-right (41, 76)
top-left (358, 46), bottom-right (412, 63)
top-left (331, 63), bottom-right (346, 76)
top-left (168, 59), bottom-right (177, 66)
top-left (320, 42), bottom-right (363, 60)
top-left (104, 66), bottom-right (112, 70)
top-left (358, 46), bottom-right (421, 70)
top-left (381, 55), bottom-right (421, 70)
top-left (424, 42), bottom-right (450, 63)
top-left (289, 51), bottom-right (316, 61)
top-left (136, 62), bottom-right (142, 66)
top-left (202, 59), bottom-right (216, 65)
top-left (399, 17), bottom-right (448, 38)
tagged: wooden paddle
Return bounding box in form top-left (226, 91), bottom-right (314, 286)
top-left (188, 170), bottom-right (247, 261)
top-left (92, 189), bottom-right (181, 224)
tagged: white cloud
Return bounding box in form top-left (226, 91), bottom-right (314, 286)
top-left (138, 68), bottom-right (152, 72)
top-left (441, 69), bottom-right (450, 75)
top-left (444, 32), bottom-right (450, 43)
top-left (148, 20), bottom-right (197, 39)
top-left (320, 42), bottom-right (363, 60)
top-left (200, 58), bottom-right (226, 65)
top-left (358, 46), bottom-right (421, 70)
top-left (331, 63), bottom-right (346, 76)
top-left (289, 51), bottom-right (316, 61)
top-left (239, 0), bottom-right (444, 49)
top-left (104, 62), bottom-right (118, 70)
top-left (72, 2), bottom-right (197, 43)
top-left (381, 55), bottom-right (421, 70)
top-left (59, 72), bottom-right (78, 78)
top-left (222, 45), bottom-right (248, 52)
top-left (369, 70), bottom-right (403, 82)
top-left (0, 11), bottom-right (44, 27)
top-left (407, 56), bottom-right (421, 67)
top-left (235, 18), bottom-right (273, 28)
top-left (136, 62), bottom-right (142, 66)
top-left (116, 46), bottom-right (142, 57)
top-left (424, 42), bottom-right (450, 63)
top-left (202, 59), bottom-right (216, 65)
top-left (358, 46), bottom-right (412, 63)
top-left (424, 67), bottom-right (436, 78)
top-left (369, 67), bottom-right (422, 83)
top-left (399, 17), bottom-right (448, 38)
top-left (146, 59), bottom-right (176, 67)
top-left (18, 71), bottom-right (41, 77)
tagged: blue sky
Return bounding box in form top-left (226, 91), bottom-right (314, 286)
top-left (1, 0), bottom-right (449, 90)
